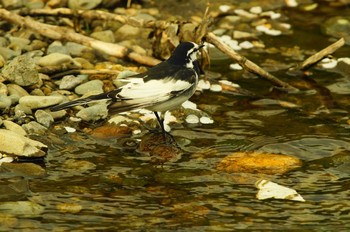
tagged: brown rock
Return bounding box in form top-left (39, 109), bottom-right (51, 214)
top-left (217, 151), bottom-right (302, 175)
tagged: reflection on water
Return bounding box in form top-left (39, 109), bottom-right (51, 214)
top-left (2, 2), bottom-right (350, 231)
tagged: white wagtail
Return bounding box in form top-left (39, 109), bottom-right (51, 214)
top-left (51, 42), bottom-right (204, 137)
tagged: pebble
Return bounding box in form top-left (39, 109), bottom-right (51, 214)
top-left (229, 63), bottom-right (243, 70)
top-left (219, 5), bottom-right (231, 13)
top-left (0, 54), bottom-right (5, 67)
top-left (63, 159), bottom-right (96, 172)
top-left (65, 42), bottom-right (89, 56)
top-left (37, 53), bottom-right (79, 67)
top-left (59, 75), bottom-right (86, 90)
top-left (68, 0), bottom-right (102, 10)
top-left (76, 103), bottom-right (108, 121)
top-left (19, 95), bottom-right (64, 110)
top-left (239, 41), bottom-right (254, 49)
top-left (64, 126), bottom-right (76, 133)
top-left (8, 36), bottom-right (31, 52)
top-left (3, 120), bottom-right (27, 136)
top-left (7, 84), bottom-right (30, 97)
top-left (182, 100), bottom-right (197, 110)
top-left (0, 129), bottom-right (47, 157)
top-left (35, 110), bottom-right (54, 128)
top-left (197, 79), bottom-right (211, 90)
top-left (90, 30), bottom-right (115, 43)
top-left (250, 6), bottom-right (262, 14)
top-left (1, 54), bottom-right (39, 86)
top-left (200, 116), bottom-right (214, 124)
top-left (115, 25), bottom-right (141, 40)
top-left (0, 47), bottom-right (20, 60)
top-left (74, 79), bottom-right (104, 95)
top-left (47, 41), bottom-right (69, 55)
top-left (210, 84), bottom-right (223, 92)
top-left (0, 94), bottom-right (12, 108)
top-left (14, 104), bottom-right (32, 117)
top-left (185, 114), bottom-right (200, 124)
top-left (22, 121), bottom-right (48, 135)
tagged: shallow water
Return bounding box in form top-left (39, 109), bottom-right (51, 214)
top-left (2, 1), bottom-right (350, 231)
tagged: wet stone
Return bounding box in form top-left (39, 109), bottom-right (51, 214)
top-left (1, 163), bottom-right (46, 178)
top-left (0, 129), bottom-right (47, 157)
top-left (22, 121), bottom-right (48, 135)
top-left (1, 54), bottom-right (39, 86)
top-left (35, 110), bottom-right (54, 128)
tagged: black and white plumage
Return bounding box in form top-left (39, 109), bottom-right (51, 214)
top-left (50, 42), bottom-right (204, 134)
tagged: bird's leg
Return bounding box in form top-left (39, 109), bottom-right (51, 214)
top-left (154, 111), bottom-right (166, 141)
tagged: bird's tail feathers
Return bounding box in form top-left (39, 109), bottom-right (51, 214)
top-left (50, 92), bottom-right (111, 111)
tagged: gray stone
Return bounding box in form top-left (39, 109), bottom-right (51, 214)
top-left (59, 75), bottom-right (86, 90)
top-left (68, 0), bottom-right (102, 10)
top-left (19, 95), bottom-right (64, 109)
top-left (76, 103), bottom-right (108, 121)
top-left (1, 54), bottom-right (39, 86)
top-left (65, 42), bottom-right (89, 56)
top-left (35, 110), bottom-right (54, 128)
top-left (90, 30), bottom-right (115, 43)
top-left (47, 41), bottom-right (69, 55)
top-left (37, 53), bottom-right (80, 67)
top-left (22, 121), bottom-right (48, 135)
top-left (3, 120), bottom-right (27, 136)
top-left (75, 79), bottom-right (104, 95)
top-left (0, 129), bottom-right (47, 157)
top-left (0, 94), bottom-right (12, 108)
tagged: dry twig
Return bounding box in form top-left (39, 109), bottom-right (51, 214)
top-left (297, 37), bottom-right (345, 71)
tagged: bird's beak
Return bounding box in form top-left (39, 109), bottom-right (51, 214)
top-left (197, 44), bottom-right (205, 51)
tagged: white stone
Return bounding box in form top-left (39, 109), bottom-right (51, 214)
top-left (182, 100), bottom-right (197, 110)
top-left (210, 84), bottom-right (223, 92)
top-left (256, 179), bottom-right (305, 202)
top-left (200, 116), bottom-right (214, 124)
top-left (185, 114), bottom-right (199, 124)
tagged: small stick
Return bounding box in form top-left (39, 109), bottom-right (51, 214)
top-left (206, 32), bottom-right (298, 91)
top-left (298, 37), bottom-right (345, 71)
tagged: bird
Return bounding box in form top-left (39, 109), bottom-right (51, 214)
top-left (50, 42), bottom-right (204, 139)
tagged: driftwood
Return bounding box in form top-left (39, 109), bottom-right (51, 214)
top-left (0, 8), bottom-right (161, 67)
top-left (295, 37), bottom-right (345, 71)
top-left (1, 7), bottom-right (298, 91)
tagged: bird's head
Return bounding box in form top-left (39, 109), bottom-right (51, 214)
top-left (167, 42), bottom-right (204, 68)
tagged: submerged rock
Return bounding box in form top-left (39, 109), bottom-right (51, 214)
top-left (217, 151), bottom-right (302, 175)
